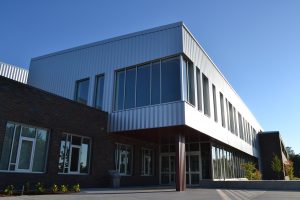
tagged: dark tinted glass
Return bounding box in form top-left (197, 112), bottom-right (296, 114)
top-left (75, 79), bottom-right (89, 104)
top-left (136, 64), bottom-right (150, 107)
top-left (115, 70), bottom-right (125, 110)
top-left (202, 74), bottom-right (210, 116)
top-left (151, 62), bottom-right (160, 105)
top-left (124, 68), bottom-right (136, 109)
top-left (161, 58), bottom-right (181, 103)
top-left (95, 75), bottom-right (104, 110)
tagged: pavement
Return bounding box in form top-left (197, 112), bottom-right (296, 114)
top-left (3, 187), bottom-right (300, 200)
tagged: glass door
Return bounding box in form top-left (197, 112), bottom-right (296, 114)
top-left (160, 154), bottom-right (175, 185)
top-left (186, 153), bottom-right (201, 186)
top-left (16, 137), bottom-right (35, 172)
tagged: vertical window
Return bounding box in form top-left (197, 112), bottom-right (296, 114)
top-left (58, 134), bottom-right (91, 174)
top-left (238, 113), bottom-right (244, 140)
top-left (94, 74), bottom-right (105, 110)
top-left (124, 68), bottom-right (136, 109)
top-left (196, 68), bottom-right (202, 111)
top-left (141, 149), bottom-right (153, 176)
top-left (226, 99), bottom-right (230, 131)
top-left (184, 59), bottom-right (195, 105)
top-left (202, 74), bottom-right (210, 116)
top-left (115, 144), bottom-right (132, 175)
top-left (0, 122), bottom-right (49, 172)
top-left (233, 107), bottom-right (237, 136)
top-left (161, 58), bottom-right (181, 103)
top-left (212, 84), bottom-right (218, 122)
top-left (136, 64), bottom-right (150, 107)
top-left (151, 62), bottom-right (161, 105)
top-left (220, 92), bottom-right (225, 127)
top-left (115, 70), bottom-right (125, 110)
top-left (228, 102), bottom-right (234, 133)
top-left (75, 78), bottom-right (90, 105)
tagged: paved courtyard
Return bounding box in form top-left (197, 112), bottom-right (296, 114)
top-left (4, 187), bottom-right (300, 200)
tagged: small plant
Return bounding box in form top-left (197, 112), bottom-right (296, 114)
top-left (35, 182), bottom-right (45, 193)
top-left (51, 184), bottom-right (59, 193)
top-left (72, 183), bottom-right (80, 192)
top-left (4, 185), bottom-right (14, 196)
top-left (284, 160), bottom-right (294, 180)
top-left (271, 154), bottom-right (282, 179)
top-left (24, 181), bottom-right (30, 193)
top-left (241, 162), bottom-right (261, 180)
top-left (60, 184), bottom-right (68, 193)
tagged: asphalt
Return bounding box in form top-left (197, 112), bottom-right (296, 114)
top-left (3, 187), bottom-right (300, 200)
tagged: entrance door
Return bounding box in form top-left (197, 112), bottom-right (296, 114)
top-left (16, 137), bottom-right (35, 172)
top-left (186, 153), bottom-right (201, 185)
top-left (160, 154), bottom-right (175, 184)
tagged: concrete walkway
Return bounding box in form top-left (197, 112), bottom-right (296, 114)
top-left (3, 187), bottom-right (300, 200)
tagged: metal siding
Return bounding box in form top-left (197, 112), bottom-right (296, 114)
top-left (182, 27), bottom-right (262, 157)
top-left (0, 62), bottom-right (28, 83)
top-left (28, 24), bottom-right (183, 132)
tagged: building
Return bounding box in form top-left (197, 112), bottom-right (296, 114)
top-left (27, 22), bottom-right (264, 190)
top-left (0, 61), bottom-right (28, 83)
top-left (0, 22), bottom-right (287, 191)
top-left (0, 76), bottom-right (108, 188)
top-left (258, 131), bottom-right (289, 180)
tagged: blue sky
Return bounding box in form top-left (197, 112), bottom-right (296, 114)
top-left (1, 0), bottom-right (299, 153)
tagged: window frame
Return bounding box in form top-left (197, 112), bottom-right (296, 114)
top-left (93, 73), bottom-right (105, 110)
top-left (141, 148), bottom-right (154, 176)
top-left (58, 133), bottom-right (91, 175)
top-left (115, 143), bottom-right (133, 176)
top-left (0, 121), bottom-right (50, 174)
top-left (74, 77), bottom-right (90, 105)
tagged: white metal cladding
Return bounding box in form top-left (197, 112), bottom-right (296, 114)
top-left (28, 22), bottom-right (264, 157)
top-left (0, 62), bottom-right (28, 83)
top-left (28, 22), bottom-right (184, 132)
top-left (182, 25), bottom-right (263, 157)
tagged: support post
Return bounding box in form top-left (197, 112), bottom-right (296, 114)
top-left (175, 133), bottom-right (186, 191)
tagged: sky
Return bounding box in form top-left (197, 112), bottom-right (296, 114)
top-left (1, 0), bottom-right (299, 153)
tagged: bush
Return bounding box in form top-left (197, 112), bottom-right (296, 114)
top-left (4, 185), bottom-right (14, 196)
top-left (60, 184), bottom-right (68, 193)
top-left (284, 160), bottom-right (294, 180)
top-left (35, 182), bottom-right (45, 193)
top-left (24, 182), bottom-right (30, 193)
top-left (51, 184), bottom-right (59, 193)
top-left (72, 183), bottom-right (80, 192)
top-left (241, 162), bottom-right (261, 180)
top-left (271, 154), bottom-right (282, 179)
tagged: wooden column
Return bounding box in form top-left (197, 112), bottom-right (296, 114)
top-left (175, 133), bottom-right (186, 191)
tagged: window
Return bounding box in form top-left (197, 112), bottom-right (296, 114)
top-left (238, 113), bottom-right (244, 140)
top-left (196, 68), bottom-right (202, 111)
top-left (75, 78), bottom-right (90, 105)
top-left (161, 58), bottom-right (181, 103)
top-left (136, 64), bottom-right (150, 107)
top-left (58, 134), bottom-right (91, 174)
top-left (94, 74), bottom-right (105, 110)
top-left (151, 62), bottom-right (161, 105)
top-left (141, 149), bottom-right (153, 176)
top-left (0, 122), bottom-right (49, 173)
top-left (114, 57), bottom-right (181, 111)
top-left (212, 84), bottom-right (218, 122)
top-left (115, 70), bottom-right (125, 110)
top-left (115, 144), bottom-right (132, 175)
top-left (183, 59), bottom-right (195, 105)
top-left (220, 92), bottom-right (225, 127)
top-left (202, 74), bottom-right (210, 116)
top-left (233, 107), bottom-right (238, 136)
top-left (124, 68), bottom-right (136, 109)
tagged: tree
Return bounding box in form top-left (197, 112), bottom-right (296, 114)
top-left (241, 162), bottom-right (261, 180)
top-left (284, 160), bottom-right (294, 180)
top-left (271, 154), bottom-right (282, 179)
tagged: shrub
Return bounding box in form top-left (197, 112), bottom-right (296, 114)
top-left (35, 182), bottom-right (45, 193)
top-left (60, 184), bottom-right (68, 193)
top-left (241, 162), bottom-right (261, 180)
top-left (51, 184), bottom-right (59, 193)
top-left (4, 185), bottom-right (14, 196)
top-left (284, 160), bottom-right (294, 180)
top-left (271, 154), bottom-right (282, 179)
top-left (72, 183), bottom-right (80, 192)
top-left (24, 181), bottom-right (30, 193)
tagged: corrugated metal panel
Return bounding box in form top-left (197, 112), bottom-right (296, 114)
top-left (182, 26), bottom-right (261, 157)
top-left (109, 102), bottom-right (184, 132)
top-left (0, 62), bottom-right (28, 83)
top-left (28, 23), bottom-right (183, 132)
